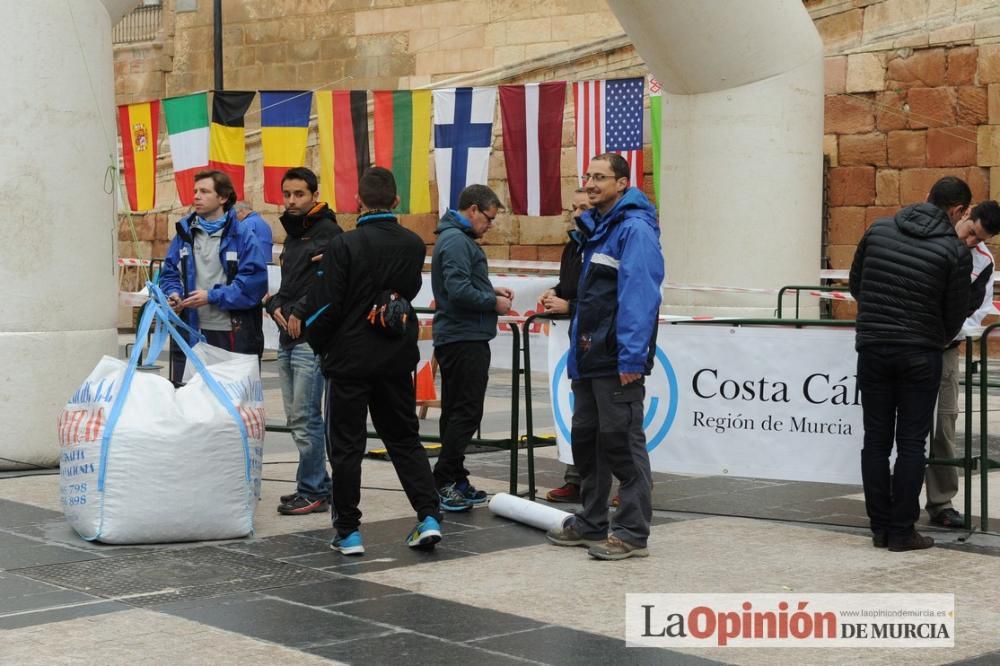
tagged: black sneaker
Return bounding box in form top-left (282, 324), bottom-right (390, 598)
top-left (930, 508), bottom-right (965, 529)
top-left (454, 480), bottom-right (488, 505)
top-left (280, 492), bottom-right (298, 505)
top-left (277, 495), bottom-right (330, 515)
top-left (438, 483), bottom-right (473, 512)
top-left (888, 530), bottom-right (934, 552)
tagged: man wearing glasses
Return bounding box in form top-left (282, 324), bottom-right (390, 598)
top-left (430, 184), bottom-right (514, 511)
top-left (546, 153), bottom-right (663, 560)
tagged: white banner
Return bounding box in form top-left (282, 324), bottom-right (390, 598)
top-left (547, 321), bottom-right (865, 485)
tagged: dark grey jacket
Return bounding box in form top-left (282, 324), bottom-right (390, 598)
top-left (849, 202), bottom-right (972, 351)
top-left (430, 210), bottom-right (498, 347)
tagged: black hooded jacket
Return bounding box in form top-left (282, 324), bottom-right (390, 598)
top-left (849, 202), bottom-right (972, 351)
top-left (265, 203), bottom-right (343, 349)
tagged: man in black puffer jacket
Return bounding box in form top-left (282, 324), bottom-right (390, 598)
top-left (849, 175), bottom-right (972, 552)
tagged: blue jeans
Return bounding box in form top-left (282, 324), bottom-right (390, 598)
top-left (277, 343), bottom-right (330, 500)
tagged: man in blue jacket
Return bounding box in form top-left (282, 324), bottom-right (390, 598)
top-left (431, 184), bottom-right (513, 512)
top-left (159, 170), bottom-right (268, 383)
top-left (546, 153), bottom-right (663, 561)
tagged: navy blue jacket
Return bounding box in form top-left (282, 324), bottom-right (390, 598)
top-left (569, 188), bottom-right (663, 379)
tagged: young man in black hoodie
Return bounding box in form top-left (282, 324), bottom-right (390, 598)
top-left (850, 176), bottom-right (972, 552)
top-left (304, 166), bottom-right (442, 555)
top-left (265, 167), bottom-right (342, 516)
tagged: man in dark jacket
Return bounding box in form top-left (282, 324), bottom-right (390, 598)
top-left (849, 175), bottom-right (973, 552)
top-left (545, 154), bottom-right (663, 561)
top-left (430, 184), bottom-right (514, 512)
top-left (159, 170), bottom-right (267, 384)
top-left (304, 166), bottom-right (442, 555)
top-left (265, 167), bottom-right (342, 516)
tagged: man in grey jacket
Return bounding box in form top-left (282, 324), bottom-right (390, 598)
top-left (431, 184), bottom-right (513, 512)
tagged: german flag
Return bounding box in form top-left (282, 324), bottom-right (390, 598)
top-left (117, 100), bottom-right (160, 211)
top-left (208, 91), bottom-right (255, 200)
top-left (373, 91), bottom-right (432, 214)
top-left (260, 91), bottom-right (313, 205)
top-left (316, 90), bottom-right (370, 213)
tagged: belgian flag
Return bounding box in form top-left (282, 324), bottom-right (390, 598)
top-left (208, 91), bottom-right (255, 200)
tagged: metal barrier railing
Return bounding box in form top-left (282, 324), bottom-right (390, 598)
top-left (265, 308), bottom-right (524, 496)
top-left (978, 324), bottom-right (1000, 532)
top-left (776, 284), bottom-right (850, 319)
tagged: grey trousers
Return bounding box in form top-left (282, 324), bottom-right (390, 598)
top-left (926, 344), bottom-right (960, 516)
top-left (568, 376), bottom-right (652, 547)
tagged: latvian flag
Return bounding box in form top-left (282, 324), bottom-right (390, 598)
top-left (316, 90), bottom-right (370, 213)
top-left (260, 91), bottom-right (313, 205)
top-left (373, 90), bottom-right (432, 214)
top-left (117, 100), bottom-right (160, 211)
top-left (499, 83), bottom-right (566, 216)
top-left (573, 78), bottom-right (644, 186)
top-left (208, 91), bottom-right (255, 200)
top-left (162, 92), bottom-right (208, 206)
top-left (433, 87), bottom-right (496, 213)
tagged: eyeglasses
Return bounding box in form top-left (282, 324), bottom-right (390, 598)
top-left (583, 173), bottom-right (613, 183)
top-left (480, 209), bottom-right (496, 224)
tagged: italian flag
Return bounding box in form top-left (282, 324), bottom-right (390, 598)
top-left (163, 92), bottom-right (209, 206)
top-left (117, 100), bottom-right (160, 212)
top-left (372, 90), bottom-right (432, 214)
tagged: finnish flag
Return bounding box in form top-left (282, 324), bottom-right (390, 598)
top-left (433, 87), bottom-right (497, 213)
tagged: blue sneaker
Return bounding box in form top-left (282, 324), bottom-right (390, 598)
top-left (330, 530), bottom-right (365, 556)
top-left (406, 516), bottom-right (442, 549)
top-left (438, 483), bottom-right (472, 512)
top-left (454, 479), bottom-right (488, 505)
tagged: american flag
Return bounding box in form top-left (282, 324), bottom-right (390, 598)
top-left (573, 77), bottom-right (644, 186)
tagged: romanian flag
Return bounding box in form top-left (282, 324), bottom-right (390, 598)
top-left (162, 92), bottom-right (209, 206)
top-left (117, 100), bottom-right (160, 211)
top-left (316, 90), bottom-right (370, 213)
top-left (260, 91), bottom-right (313, 205)
top-left (373, 90), bottom-right (432, 214)
top-left (208, 91), bottom-right (255, 200)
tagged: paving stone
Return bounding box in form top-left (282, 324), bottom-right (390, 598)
top-left (0, 532), bottom-right (102, 570)
top-left (0, 600), bottom-right (129, 630)
top-left (472, 625), bottom-right (721, 665)
top-left (0, 571), bottom-right (99, 614)
top-left (310, 630), bottom-right (532, 665)
top-left (289, 540), bottom-right (471, 575)
top-left (333, 592), bottom-right (543, 643)
top-left (220, 533), bottom-right (335, 559)
top-left (264, 576), bottom-right (408, 607)
top-left (0, 499), bottom-right (63, 528)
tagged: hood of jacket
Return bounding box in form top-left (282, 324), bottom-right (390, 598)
top-left (894, 202), bottom-right (957, 239)
top-left (576, 187), bottom-right (659, 242)
top-left (176, 207), bottom-right (239, 243)
top-left (435, 209), bottom-right (475, 237)
top-left (280, 202), bottom-right (337, 239)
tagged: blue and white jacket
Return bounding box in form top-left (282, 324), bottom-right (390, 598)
top-left (569, 187), bottom-right (663, 380)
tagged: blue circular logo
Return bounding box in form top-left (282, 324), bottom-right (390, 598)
top-left (550, 346), bottom-right (678, 453)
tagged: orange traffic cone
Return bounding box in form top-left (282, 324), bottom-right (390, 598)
top-left (415, 360), bottom-right (437, 402)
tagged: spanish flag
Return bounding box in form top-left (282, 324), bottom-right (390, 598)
top-left (316, 90), bottom-right (370, 213)
top-left (373, 90), bottom-right (432, 214)
top-left (260, 91), bottom-right (313, 205)
top-left (208, 91), bottom-right (255, 200)
top-left (117, 100), bottom-right (160, 212)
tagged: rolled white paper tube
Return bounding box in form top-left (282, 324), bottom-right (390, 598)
top-left (488, 493), bottom-right (573, 532)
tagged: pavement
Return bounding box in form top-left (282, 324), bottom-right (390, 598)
top-left (2, 342), bottom-right (1000, 664)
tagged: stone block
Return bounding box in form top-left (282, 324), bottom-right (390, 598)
top-left (439, 24), bottom-right (487, 49)
top-left (814, 9), bottom-right (863, 49)
top-left (846, 52), bottom-right (886, 93)
top-left (989, 84), bottom-right (1000, 124)
top-left (151, 240), bottom-right (170, 259)
top-left (421, 1), bottom-right (461, 28)
top-left (136, 214), bottom-right (156, 241)
top-left (494, 45), bottom-right (526, 67)
top-left (831, 298), bottom-right (858, 321)
top-left (510, 244), bottom-right (540, 261)
top-left (519, 216), bottom-right (570, 245)
top-left (946, 46), bottom-right (979, 86)
top-left (899, 167), bottom-right (967, 204)
top-left (824, 94), bottom-right (876, 134)
top-left (978, 125), bottom-right (1000, 166)
top-left (887, 130), bottom-right (927, 167)
top-left (409, 28), bottom-right (439, 52)
top-left (154, 214), bottom-right (168, 241)
top-left (926, 126), bottom-right (977, 167)
top-left (876, 168), bottom-right (901, 205)
top-left (506, 17), bottom-right (551, 45)
top-left (823, 134), bottom-right (839, 167)
top-left (980, 44), bottom-right (1000, 83)
top-left (526, 42), bottom-right (569, 60)
top-left (289, 40), bottom-right (321, 62)
top-left (828, 166), bottom-right (876, 206)
top-left (929, 22), bottom-right (975, 46)
top-left (863, 0), bottom-right (928, 41)
top-left (826, 244), bottom-right (857, 270)
top-left (401, 213), bottom-right (438, 243)
top-left (967, 166), bottom-right (989, 201)
top-left (537, 244), bottom-right (564, 262)
top-left (990, 166), bottom-right (1000, 199)
top-left (460, 47), bottom-right (493, 72)
top-left (827, 206), bottom-right (866, 244)
top-left (906, 87), bottom-right (956, 128)
top-left (482, 216), bottom-right (517, 245)
top-left (482, 244), bottom-right (510, 260)
top-left (383, 5), bottom-right (422, 32)
top-left (886, 48), bottom-right (946, 88)
top-left (864, 206), bottom-right (900, 227)
top-left (956, 86), bottom-right (988, 125)
top-left (825, 56), bottom-right (846, 95)
top-left (839, 133), bottom-right (887, 166)
top-left (355, 9), bottom-right (384, 35)
top-left (875, 90), bottom-right (908, 131)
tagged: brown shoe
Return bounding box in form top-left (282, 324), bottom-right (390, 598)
top-left (545, 483), bottom-right (580, 503)
top-left (888, 531), bottom-right (934, 552)
top-left (587, 534), bottom-right (649, 560)
top-left (546, 523), bottom-right (604, 547)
